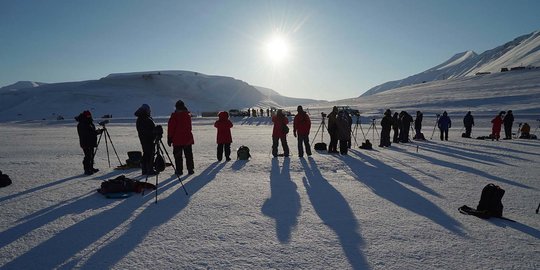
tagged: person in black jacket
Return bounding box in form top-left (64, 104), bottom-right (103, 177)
top-left (379, 109), bottom-right (393, 147)
top-left (399, 111), bottom-right (413, 143)
top-left (463, 111), bottom-right (474, 138)
top-left (75, 110), bottom-right (102, 175)
top-left (392, 112), bottom-right (400, 143)
top-left (503, 110), bottom-right (514, 139)
top-left (326, 106), bottom-right (339, 153)
top-left (414, 111), bottom-right (423, 139)
top-left (135, 104), bottom-right (157, 175)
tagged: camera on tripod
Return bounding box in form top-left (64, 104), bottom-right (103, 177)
top-left (321, 112), bottom-right (327, 117)
top-left (99, 120), bottom-right (110, 126)
top-left (153, 125), bottom-right (164, 140)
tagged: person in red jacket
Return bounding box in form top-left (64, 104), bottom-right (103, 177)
top-left (272, 109), bottom-right (290, 157)
top-left (293, 105), bottom-right (312, 157)
top-left (167, 100), bottom-right (195, 175)
top-left (214, 111), bottom-right (233, 161)
top-left (491, 111), bottom-right (505, 141)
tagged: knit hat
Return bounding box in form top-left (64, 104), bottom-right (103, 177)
top-left (141, 104), bottom-right (150, 113)
top-left (82, 110), bottom-right (92, 118)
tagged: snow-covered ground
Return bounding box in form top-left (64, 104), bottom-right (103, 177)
top-left (1, 116), bottom-right (539, 269)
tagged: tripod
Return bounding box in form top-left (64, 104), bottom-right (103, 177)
top-left (311, 113), bottom-right (328, 144)
top-left (143, 126), bottom-right (188, 203)
top-left (350, 114), bottom-right (368, 147)
top-left (365, 118), bottom-right (379, 143)
top-left (430, 114), bottom-right (441, 140)
top-left (94, 121), bottom-right (123, 168)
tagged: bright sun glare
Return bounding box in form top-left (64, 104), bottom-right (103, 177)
top-left (265, 35), bottom-right (290, 64)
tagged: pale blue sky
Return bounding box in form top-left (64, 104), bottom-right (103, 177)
top-left (1, 0), bottom-right (539, 100)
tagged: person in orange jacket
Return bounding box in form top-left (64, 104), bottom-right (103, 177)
top-left (214, 111), bottom-right (233, 161)
top-left (167, 100), bottom-right (195, 175)
top-left (491, 111), bottom-right (505, 141)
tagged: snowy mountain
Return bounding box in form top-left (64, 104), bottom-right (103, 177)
top-left (362, 30), bottom-right (540, 96)
top-left (319, 68), bottom-right (540, 117)
top-left (0, 81), bottom-right (47, 93)
top-left (0, 71), bottom-right (320, 122)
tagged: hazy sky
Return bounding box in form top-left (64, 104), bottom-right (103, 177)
top-left (1, 0), bottom-right (539, 100)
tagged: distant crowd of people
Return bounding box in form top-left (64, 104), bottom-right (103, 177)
top-left (75, 102), bottom-right (536, 176)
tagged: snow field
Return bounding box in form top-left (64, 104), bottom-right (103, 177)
top-left (0, 119), bottom-right (539, 269)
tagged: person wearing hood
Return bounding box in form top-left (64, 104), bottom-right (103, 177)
top-left (463, 111), bottom-right (474, 138)
top-left (503, 110), bottom-right (514, 139)
top-left (380, 109), bottom-right (393, 147)
top-left (214, 111), bottom-right (233, 161)
top-left (326, 106), bottom-right (339, 153)
top-left (167, 100), bottom-right (195, 175)
top-left (392, 112), bottom-right (400, 143)
top-left (399, 111), bottom-right (413, 143)
top-left (293, 105), bottom-right (312, 157)
top-left (437, 111), bottom-right (452, 141)
top-left (271, 109), bottom-right (290, 157)
top-left (75, 110), bottom-right (102, 175)
top-left (135, 104), bottom-right (156, 175)
top-left (336, 110), bottom-right (352, 155)
top-left (491, 111), bottom-right (505, 141)
top-left (414, 111), bottom-right (423, 138)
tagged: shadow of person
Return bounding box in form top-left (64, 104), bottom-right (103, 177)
top-left (345, 150), bottom-right (466, 236)
top-left (489, 218), bottom-right (540, 239)
top-left (0, 176), bottom-right (178, 270)
top-left (262, 158), bottom-right (300, 243)
top-left (74, 162), bottom-right (226, 269)
top-left (0, 175), bottom-right (81, 204)
top-left (301, 158), bottom-right (370, 270)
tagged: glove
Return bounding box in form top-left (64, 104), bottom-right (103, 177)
top-left (167, 137), bottom-right (172, 147)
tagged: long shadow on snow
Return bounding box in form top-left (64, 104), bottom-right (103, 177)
top-left (345, 150), bottom-right (466, 236)
top-left (261, 158), bottom-right (301, 243)
top-left (0, 175), bottom-right (82, 204)
top-left (301, 158), bottom-right (370, 270)
top-left (490, 218), bottom-right (540, 239)
top-left (76, 162), bottom-right (226, 269)
top-left (417, 142), bottom-right (512, 166)
top-left (478, 142), bottom-right (540, 157)
top-left (393, 147), bottom-right (534, 190)
top-left (448, 141), bottom-right (531, 162)
top-left (0, 176), bottom-right (178, 269)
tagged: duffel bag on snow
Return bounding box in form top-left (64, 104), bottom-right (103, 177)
top-left (314, 142), bottom-right (327, 151)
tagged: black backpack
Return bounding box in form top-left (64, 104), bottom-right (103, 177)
top-left (237, 145), bottom-right (251, 160)
top-left (476, 183), bottom-right (504, 217)
top-left (154, 152), bottom-right (166, 172)
top-left (0, 171), bottom-right (12, 188)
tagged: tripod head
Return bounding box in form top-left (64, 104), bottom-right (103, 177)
top-left (98, 120), bottom-right (109, 128)
top-left (153, 125), bottom-right (164, 142)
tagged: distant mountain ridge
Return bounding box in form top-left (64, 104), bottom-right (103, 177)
top-left (362, 30), bottom-right (540, 96)
top-left (0, 70), bottom-right (321, 122)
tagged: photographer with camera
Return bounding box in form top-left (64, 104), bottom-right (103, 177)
top-left (135, 104), bottom-right (157, 175)
top-left (75, 110), bottom-right (102, 175)
top-left (327, 106), bottom-right (339, 153)
top-left (167, 100), bottom-right (195, 175)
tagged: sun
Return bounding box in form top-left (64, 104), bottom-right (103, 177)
top-left (265, 35), bottom-right (290, 64)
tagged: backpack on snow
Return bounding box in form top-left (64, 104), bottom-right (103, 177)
top-left (476, 183), bottom-right (505, 217)
top-left (237, 145), bottom-right (251, 160)
top-left (154, 152), bottom-right (166, 172)
top-left (459, 183), bottom-right (512, 220)
top-left (0, 170), bottom-right (12, 188)
top-left (314, 142), bottom-right (327, 151)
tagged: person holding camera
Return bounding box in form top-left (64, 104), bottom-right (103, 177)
top-left (75, 110), bottom-right (102, 175)
top-left (327, 106), bottom-right (339, 153)
top-left (135, 104), bottom-right (157, 175)
top-left (167, 100), bottom-right (195, 175)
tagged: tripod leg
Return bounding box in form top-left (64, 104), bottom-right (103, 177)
top-left (430, 117), bottom-right (439, 140)
top-left (105, 134), bottom-right (111, 168)
top-left (94, 132), bottom-right (104, 157)
top-left (155, 174), bottom-right (158, 204)
top-left (159, 140), bottom-right (189, 195)
top-left (105, 130), bottom-right (124, 166)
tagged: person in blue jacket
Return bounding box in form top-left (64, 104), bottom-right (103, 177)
top-left (437, 111), bottom-right (452, 141)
